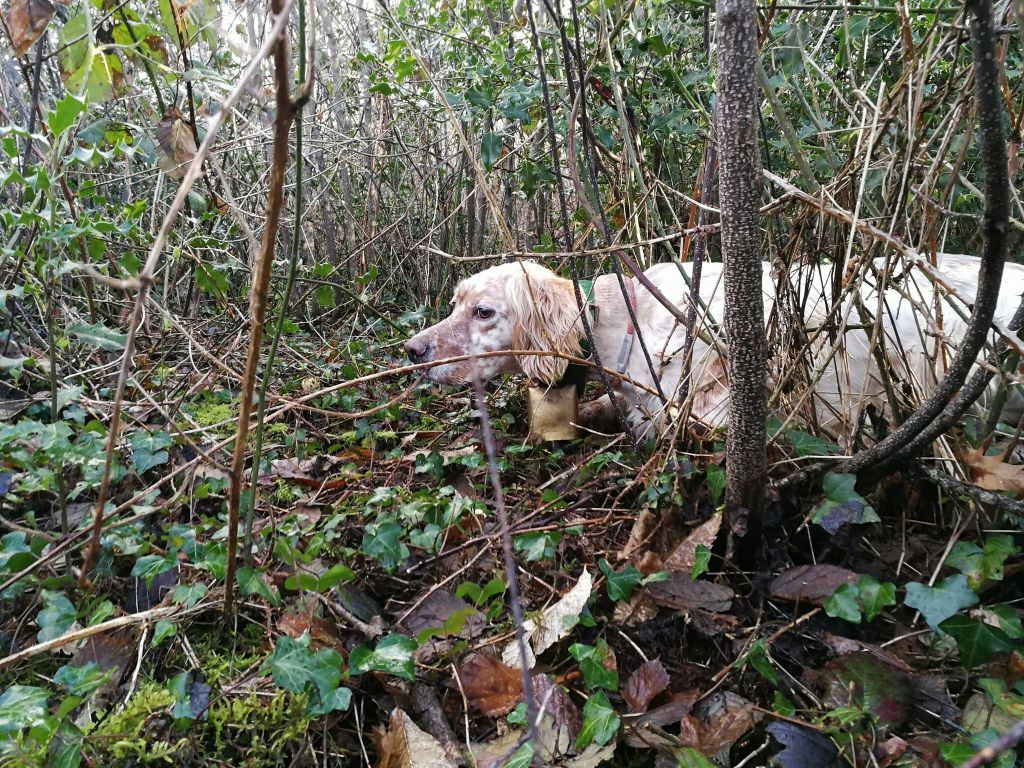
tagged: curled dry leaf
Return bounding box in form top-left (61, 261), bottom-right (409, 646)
top-left (374, 708), bottom-right (458, 768)
top-left (277, 611), bottom-right (344, 654)
top-left (532, 674), bottom-right (581, 748)
top-left (622, 659), bottom-right (669, 714)
top-left (456, 654), bottom-right (523, 717)
top-left (6, 0), bottom-right (55, 57)
top-left (961, 447), bottom-right (1024, 494)
top-left (503, 569), bottom-right (592, 668)
top-left (770, 564), bottom-right (859, 604)
top-left (663, 513), bottom-right (721, 572)
top-left (156, 107), bottom-right (199, 179)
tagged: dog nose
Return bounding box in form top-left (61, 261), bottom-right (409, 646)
top-left (405, 338), bottom-right (428, 363)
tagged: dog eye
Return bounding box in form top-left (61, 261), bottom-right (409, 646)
top-left (474, 307), bottom-right (495, 320)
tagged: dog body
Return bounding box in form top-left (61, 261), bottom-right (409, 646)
top-left (405, 255), bottom-right (1024, 441)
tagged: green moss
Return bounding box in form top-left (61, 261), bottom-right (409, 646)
top-left (82, 678), bottom-right (309, 767)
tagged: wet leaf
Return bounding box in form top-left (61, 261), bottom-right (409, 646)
top-left (904, 575), bottom-right (978, 630)
top-left (771, 564), bottom-right (858, 603)
top-left (766, 721), bottom-right (843, 768)
top-left (824, 583), bottom-right (860, 622)
top-left (647, 573), bottom-right (733, 613)
top-left (680, 692), bottom-right (760, 756)
top-left (349, 633), bottom-right (417, 682)
top-left (810, 473), bottom-right (880, 533)
top-left (569, 640), bottom-right (619, 692)
top-left (622, 659), bottom-right (669, 714)
top-left (0, 685), bottom-right (49, 737)
top-left (575, 691), bottom-right (619, 750)
top-left (939, 614), bottom-right (1015, 668)
top-left (457, 654), bottom-right (522, 717)
top-left (36, 589), bottom-right (75, 643)
top-left (823, 652), bottom-right (915, 727)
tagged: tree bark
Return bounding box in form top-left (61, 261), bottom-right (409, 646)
top-left (715, 0), bottom-right (766, 559)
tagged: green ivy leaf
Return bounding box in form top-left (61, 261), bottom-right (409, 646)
top-left (788, 430), bottom-right (842, 457)
top-left (37, 590), bottom-right (76, 643)
top-left (48, 716), bottom-right (84, 768)
top-left (0, 685), bottom-right (50, 737)
top-left (690, 545), bottom-right (711, 581)
top-left (268, 635), bottom-right (315, 693)
top-left (810, 473), bottom-right (880, 533)
top-left (480, 131), bottom-right (502, 170)
top-left (706, 464), bottom-right (726, 507)
top-left (598, 559), bottom-right (643, 602)
top-left (575, 691), bottom-right (620, 750)
top-left (856, 576), bottom-right (896, 622)
top-left (130, 430), bottom-right (173, 475)
top-left (824, 582), bottom-right (861, 623)
top-left (904, 575), bottom-right (978, 630)
top-left (238, 567), bottom-right (281, 605)
top-left (67, 321), bottom-right (127, 351)
top-left (735, 638), bottom-right (776, 684)
top-left (939, 615), bottom-right (1015, 668)
top-left (131, 552), bottom-right (177, 587)
top-left (569, 640), bottom-right (619, 691)
top-left (348, 633), bottom-right (417, 682)
top-left (152, 620), bottom-right (177, 647)
top-left (172, 582), bottom-right (207, 609)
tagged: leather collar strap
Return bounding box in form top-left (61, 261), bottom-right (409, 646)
top-left (614, 278), bottom-right (637, 373)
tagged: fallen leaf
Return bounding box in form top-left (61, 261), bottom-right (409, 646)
top-left (962, 447), bottom-right (1024, 494)
top-left (770, 564), bottom-right (859, 604)
top-left (532, 674), bottom-right (581, 749)
top-left (822, 651), bottom-right (914, 728)
top-left (156, 107), bottom-right (198, 179)
top-left (400, 590), bottom-right (485, 642)
top-left (374, 708), bottom-right (458, 768)
top-left (766, 721), bottom-right (844, 768)
top-left (647, 573), bottom-right (733, 613)
top-left (663, 514), bottom-right (721, 572)
top-left (5, 0), bottom-right (54, 57)
top-left (619, 511), bottom-right (657, 564)
top-left (622, 659), bottom-right (669, 714)
top-left (679, 691), bottom-right (760, 757)
top-left (503, 569), bottom-right (592, 668)
top-left (456, 654), bottom-right (523, 717)
top-left (277, 612), bottom-right (344, 654)
top-left (623, 693), bottom-right (699, 749)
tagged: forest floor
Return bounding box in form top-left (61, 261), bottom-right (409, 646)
top-left (0, 314), bottom-right (1022, 768)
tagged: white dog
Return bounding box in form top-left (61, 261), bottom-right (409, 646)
top-left (404, 255), bottom-right (1024, 442)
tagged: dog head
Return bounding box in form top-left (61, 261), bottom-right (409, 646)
top-left (404, 261), bottom-right (585, 386)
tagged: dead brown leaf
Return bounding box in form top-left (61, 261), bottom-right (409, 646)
top-left (156, 107), bottom-right (198, 179)
top-left (647, 573), bottom-right (733, 613)
top-left (679, 691), bottom-right (761, 757)
top-left (770, 564), bottom-right (859, 604)
top-left (5, 0), bottom-right (54, 57)
top-left (374, 708), bottom-right (457, 768)
top-left (277, 611), bottom-right (344, 653)
top-left (663, 513), bottom-right (721, 572)
top-left (456, 654), bottom-right (523, 717)
top-left (622, 659), bottom-right (669, 714)
top-left (962, 447), bottom-right (1024, 493)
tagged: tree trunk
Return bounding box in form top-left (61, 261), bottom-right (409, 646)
top-left (715, 0), bottom-right (766, 561)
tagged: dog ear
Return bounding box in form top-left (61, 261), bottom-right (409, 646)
top-left (505, 263), bottom-right (585, 384)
